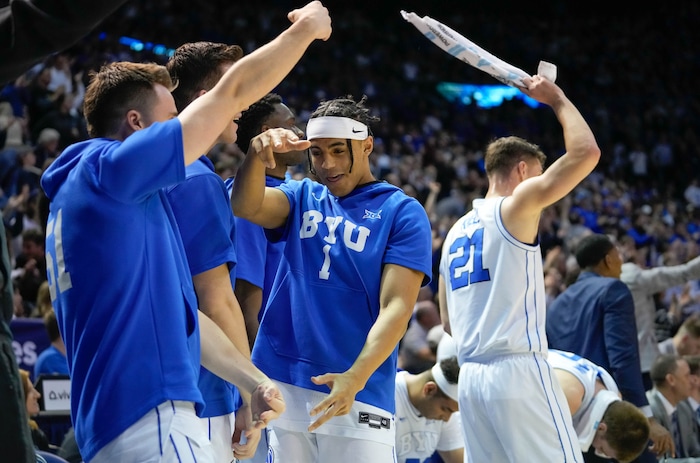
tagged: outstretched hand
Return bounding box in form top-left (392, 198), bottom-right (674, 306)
top-left (308, 371), bottom-right (363, 432)
top-left (288, 1), bottom-right (332, 41)
top-left (249, 128), bottom-right (311, 169)
top-left (249, 380), bottom-right (286, 429)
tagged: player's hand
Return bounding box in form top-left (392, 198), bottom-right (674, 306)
top-left (249, 128), bottom-right (311, 169)
top-left (518, 74), bottom-right (565, 108)
top-left (288, 1), bottom-right (332, 41)
top-left (232, 404), bottom-right (262, 460)
top-left (647, 418), bottom-right (675, 457)
top-left (308, 371), bottom-right (363, 432)
top-left (249, 380), bottom-right (286, 429)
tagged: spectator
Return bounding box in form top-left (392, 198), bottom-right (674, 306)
top-left (33, 310), bottom-right (69, 378)
top-left (19, 369), bottom-right (51, 452)
top-left (647, 355), bottom-right (700, 459)
top-left (659, 314), bottom-right (700, 358)
top-left (13, 229), bottom-right (46, 312)
top-left (399, 300), bottom-right (441, 374)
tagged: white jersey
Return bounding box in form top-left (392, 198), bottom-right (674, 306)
top-left (548, 350), bottom-right (620, 451)
top-left (439, 197), bottom-right (547, 362)
top-left (394, 371), bottom-right (463, 463)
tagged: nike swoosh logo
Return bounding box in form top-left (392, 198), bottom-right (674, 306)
top-left (352, 128), bottom-right (363, 133)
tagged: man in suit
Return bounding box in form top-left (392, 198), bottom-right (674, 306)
top-left (647, 354), bottom-right (700, 460)
top-left (547, 233), bottom-right (672, 461)
top-left (660, 315), bottom-right (700, 357)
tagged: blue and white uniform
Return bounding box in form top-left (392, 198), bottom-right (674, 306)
top-left (227, 173), bottom-right (287, 463)
top-left (439, 197), bottom-right (582, 462)
top-left (41, 119), bottom-right (205, 461)
top-left (394, 371), bottom-right (463, 463)
top-left (166, 155), bottom-right (238, 460)
top-left (548, 349), bottom-right (620, 452)
top-left (253, 178), bottom-right (432, 444)
top-left (228, 174), bottom-right (287, 321)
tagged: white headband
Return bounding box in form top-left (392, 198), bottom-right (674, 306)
top-left (431, 363), bottom-right (459, 402)
top-left (305, 116), bottom-right (369, 141)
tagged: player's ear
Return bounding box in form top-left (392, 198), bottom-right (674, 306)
top-left (596, 422), bottom-right (607, 435)
top-left (363, 136), bottom-right (373, 155)
top-left (126, 109), bottom-right (144, 131)
top-left (423, 381), bottom-right (438, 397)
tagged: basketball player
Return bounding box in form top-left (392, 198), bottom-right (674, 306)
top-left (395, 357), bottom-right (463, 463)
top-left (164, 41), bottom-right (259, 461)
top-left (229, 93), bottom-right (307, 463)
top-left (231, 92), bottom-right (307, 351)
top-left (231, 95), bottom-right (433, 462)
top-left (439, 74), bottom-right (601, 462)
top-left (549, 350), bottom-right (650, 462)
top-left (41, 3), bottom-right (331, 461)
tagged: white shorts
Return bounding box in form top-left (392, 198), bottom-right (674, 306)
top-left (265, 381), bottom-right (396, 462)
top-left (268, 426), bottom-right (396, 463)
top-left (201, 413), bottom-right (235, 463)
top-left (459, 354), bottom-right (583, 463)
top-left (91, 400), bottom-right (214, 463)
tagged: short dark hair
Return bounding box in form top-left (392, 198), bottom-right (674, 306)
top-left (574, 234), bottom-right (614, 269)
top-left (166, 41), bottom-right (243, 112)
top-left (439, 356), bottom-right (460, 384)
top-left (83, 62), bottom-right (176, 138)
top-left (484, 136), bottom-right (546, 178)
top-left (601, 400), bottom-right (650, 463)
top-left (650, 354), bottom-right (681, 387)
top-left (236, 93), bottom-right (283, 153)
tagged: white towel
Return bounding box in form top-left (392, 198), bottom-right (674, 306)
top-left (576, 390), bottom-right (621, 452)
top-left (400, 10), bottom-right (557, 87)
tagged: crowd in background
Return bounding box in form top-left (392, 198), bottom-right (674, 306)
top-left (2, 0), bottom-right (700, 437)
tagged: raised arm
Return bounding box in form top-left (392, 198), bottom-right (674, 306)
top-left (504, 76), bottom-right (600, 221)
top-left (627, 255), bottom-right (700, 296)
top-left (177, 1), bottom-right (330, 165)
top-left (231, 128), bottom-right (309, 229)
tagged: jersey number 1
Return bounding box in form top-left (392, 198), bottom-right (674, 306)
top-left (448, 228), bottom-right (490, 290)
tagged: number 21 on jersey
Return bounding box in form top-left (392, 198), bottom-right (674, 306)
top-left (448, 227), bottom-right (491, 290)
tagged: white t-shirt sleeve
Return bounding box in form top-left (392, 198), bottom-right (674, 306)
top-left (436, 412), bottom-right (464, 451)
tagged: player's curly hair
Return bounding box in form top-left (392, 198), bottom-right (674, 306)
top-left (236, 93), bottom-right (283, 153)
top-left (166, 41), bottom-right (243, 112)
top-left (307, 95), bottom-right (380, 174)
top-left (438, 356), bottom-right (460, 385)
